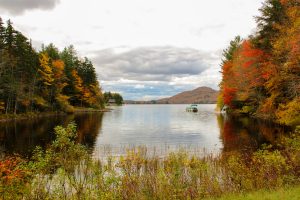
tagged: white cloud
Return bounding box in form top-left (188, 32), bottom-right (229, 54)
top-left (3, 0), bottom-right (263, 51)
top-left (134, 84), bottom-right (145, 89)
top-left (93, 46), bottom-right (212, 82)
top-left (1, 0), bottom-right (264, 99)
top-left (0, 0), bottom-right (60, 15)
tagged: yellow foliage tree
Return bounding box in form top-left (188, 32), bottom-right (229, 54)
top-left (52, 59), bottom-right (74, 112)
top-left (270, 1), bottom-right (300, 124)
top-left (52, 59), bottom-right (68, 92)
top-left (71, 69), bottom-right (84, 105)
top-left (55, 94), bottom-right (74, 113)
top-left (38, 53), bottom-right (54, 87)
top-left (276, 97), bottom-right (300, 126)
top-left (52, 60), bottom-right (64, 80)
top-left (88, 82), bottom-right (104, 108)
top-left (272, 2), bottom-right (300, 99)
top-left (83, 87), bottom-right (93, 105)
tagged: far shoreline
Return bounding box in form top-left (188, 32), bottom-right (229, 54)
top-left (0, 107), bottom-right (113, 123)
top-left (124, 102), bottom-right (217, 105)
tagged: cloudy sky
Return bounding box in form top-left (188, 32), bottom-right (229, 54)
top-left (0, 0), bottom-right (264, 100)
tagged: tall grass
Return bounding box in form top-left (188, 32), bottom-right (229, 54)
top-left (1, 124), bottom-right (300, 199)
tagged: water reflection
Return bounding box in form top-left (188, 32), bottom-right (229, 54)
top-left (217, 114), bottom-right (288, 153)
top-left (93, 104), bottom-right (223, 157)
top-left (0, 105), bottom-right (290, 157)
top-left (0, 113), bottom-right (103, 157)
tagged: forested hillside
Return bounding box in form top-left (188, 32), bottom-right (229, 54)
top-left (0, 18), bottom-right (104, 114)
top-left (156, 87), bottom-right (218, 104)
top-left (218, 0), bottom-right (300, 126)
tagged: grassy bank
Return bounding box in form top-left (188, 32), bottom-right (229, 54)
top-left (0, 108), bottom-right (111, 122)
top-left (0, 111), bottom-right (66, 122)
top-left (1, 124), bottom-right (300, 199)
top-left (73, 107), bottom-right (112, 113)
top-left (208, 186), bottom-right (300, 200)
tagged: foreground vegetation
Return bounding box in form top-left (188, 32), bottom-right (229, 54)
top-left (208, 186), bottom-right (300, 200)
top-left (0, 17), bottom-right (104, 115)
top-left (218, 0), bottom-right (300, 126)
top-left (1, 123), bottom-right (300, 199)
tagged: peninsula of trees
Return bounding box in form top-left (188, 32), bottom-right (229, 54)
top-left (0, 17), bottom-right (104, 115)
top-left (103, 92), bottom-right (124, 105)
top-left (218, 0), bottom-right (299, 126)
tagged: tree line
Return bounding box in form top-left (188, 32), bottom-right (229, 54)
top-left (103, 92), bottom-right (124, 105)
top-left (218, 0), bottom-right (299, 126)
top-left (0, 17), bottom-right (104, 114)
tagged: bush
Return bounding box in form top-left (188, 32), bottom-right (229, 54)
top-left (56, 94), bottom-right (75, 113)
top-left (276, 98), bottom-right (300, 126)
top-left (0, 156), bottom-right (31, 199)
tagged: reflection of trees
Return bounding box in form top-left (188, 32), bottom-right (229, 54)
top-left (217, 114), bottom-right (287, 153)
top-left (217, 115), bottom-right (255, 153)
top-left (0, 113), bottom-right (103, 156)
top-left (255, 121), bottom-right (287, 144)
top-left (0, 117), bottom-right (65, 156)
top-left (74, 113), bottom-right (104, 148)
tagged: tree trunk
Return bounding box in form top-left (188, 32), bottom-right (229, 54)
top-left (14, 98), bottom-right (17, 114)
top-left (5, 97), bottom-right (9, 114)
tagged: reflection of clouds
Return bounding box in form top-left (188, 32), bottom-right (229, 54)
top-left (88, 108), bottom-right (289, 157)
top-left (94, 104), bottom-right (223, 157)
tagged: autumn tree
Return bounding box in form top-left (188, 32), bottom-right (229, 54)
top-left (0, 17), bottom-right (104, 114)
top-left (218, 36), bottom-right (242, 108)
top-left (269, 0), bottom-right (300, 125)
top-left (254, 0), bottom-right (286, 51)
top-left (233, 41), bottom-right (265, 106)
top-left (52, 59), bottom-right (74, 112)
top-left (219, 0), bottom-right (300, 126)
top-left (71, 69), bottom-right (84, 106)
top-left (38, 53), bottom-right (54, 87)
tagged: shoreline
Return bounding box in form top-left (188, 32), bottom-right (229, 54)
top-left (0, 107), bottom-right (112, 123)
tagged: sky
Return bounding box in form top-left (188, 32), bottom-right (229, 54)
top-left (0, 0), bottom-right (264, 100)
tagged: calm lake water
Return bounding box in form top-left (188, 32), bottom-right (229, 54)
top-left (0, 104), bottom-right (289, 158)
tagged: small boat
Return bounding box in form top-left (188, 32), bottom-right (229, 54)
top-left (186, 104), bottom-right (198, 112)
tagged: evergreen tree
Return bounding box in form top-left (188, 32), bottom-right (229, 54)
top-left (42, 43), bottom-right (60, 61)
top-left (0, 17), bottom-right (104, 114)
top-left (221, 36), bottom-right (242, 65)
top-left (0, 17), bottom-right (5, 49)
top-left (254, 0), bottom-right (286, 51)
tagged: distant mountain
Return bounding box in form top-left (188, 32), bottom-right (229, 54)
top-left (124, 87), bottom-right (218, 104)
top-left (156, 87), bottom-right (218, 104)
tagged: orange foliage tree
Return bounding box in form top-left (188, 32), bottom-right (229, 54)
top-left (219, 0), bottom-right (300, 126)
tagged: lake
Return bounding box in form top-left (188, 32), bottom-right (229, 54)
top-left (0, 104), bottom-right (289, 158)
